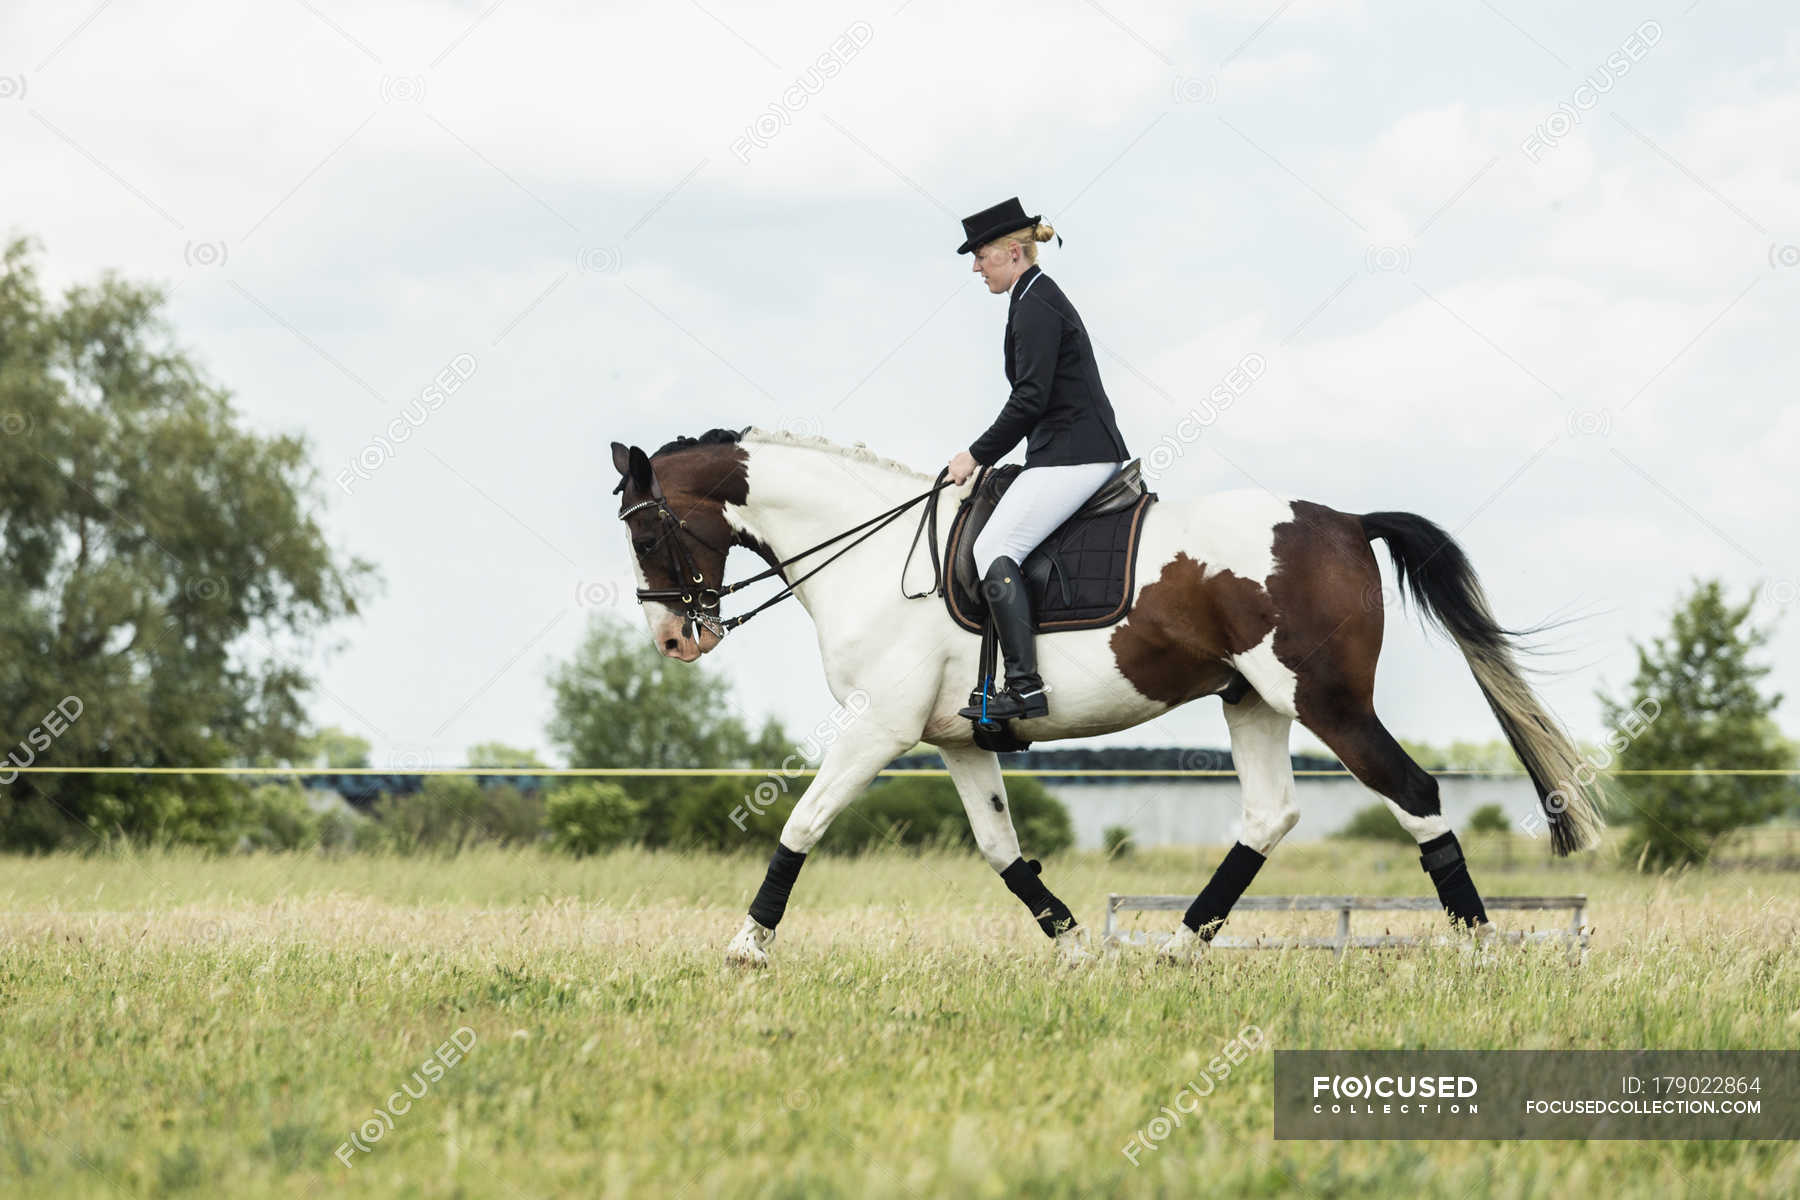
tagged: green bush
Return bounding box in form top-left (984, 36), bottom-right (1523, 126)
top-left (1466, 803), bottom-right (1511, 835)
top-left (1331, 803), bottom-right (1415, 844)
top-left (1103, 824), bottom-right (1135, 858)
top-left (76, 777), bottom-right (251, 851)
top-left (818, 775), bottom-right (1073, 857)
top-left (2, 776), bottom-right (353, 854)
top-left (611, 773), bottom-right (1075, 858)
top-left (1007, 777), bottom-right (1075, 856)
top-left (238, 783), bottom-right (324, 851)
top-left (365, 778), bottom-right (544, 853)
top-left (659, 777), bottom-right (787, 851)
top-left (545, 782), bottom-right (643, 856)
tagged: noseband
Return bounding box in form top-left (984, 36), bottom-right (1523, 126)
top-left (616, 461), bottom-right (954, 642)
top-left (617, 485), bottom-right (734, 640)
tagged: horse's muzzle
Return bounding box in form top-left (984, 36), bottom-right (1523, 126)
top-left (650, 612), bottom-right (718, 661)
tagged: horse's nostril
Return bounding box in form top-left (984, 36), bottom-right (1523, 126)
top-left (664, 638), bottom-right (680, 652)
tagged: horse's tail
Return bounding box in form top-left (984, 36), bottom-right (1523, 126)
top-left (1360, 510), bottom-right (1606, 856)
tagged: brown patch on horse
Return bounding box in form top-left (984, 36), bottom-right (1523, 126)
top-left (1109, 551), bottom-right (1276, 705)
top-left (647, 441), bottom-right (751, 508)
top-left (616, 440), bottom-right (785, 590)
top-left (1265, 500), bottom-right (1385, 726)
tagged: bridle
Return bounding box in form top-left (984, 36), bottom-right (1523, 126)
top-left (616, 461), bottom-right (956, 641)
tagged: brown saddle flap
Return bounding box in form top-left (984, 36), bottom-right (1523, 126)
top-left (944, 460), bottom-right (1156, 634)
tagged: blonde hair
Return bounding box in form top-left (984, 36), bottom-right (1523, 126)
top-left (982, 221), bottom-right (1057, 264)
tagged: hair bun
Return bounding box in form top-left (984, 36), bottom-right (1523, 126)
top-left (1033, 222), bottom-right (1057, 243)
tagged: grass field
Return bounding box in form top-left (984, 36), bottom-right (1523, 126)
top-left (3, 839), bottom-right (1798, 1198)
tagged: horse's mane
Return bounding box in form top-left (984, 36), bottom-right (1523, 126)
top-left (740, 427), bottom-right (930, 479)
top-left (651, 425), bottom-right (929, 480)
top-left (651, 427), bottom-right (748, 458)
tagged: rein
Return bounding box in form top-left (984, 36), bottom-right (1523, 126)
top-left (620, 466), bottom-right (956, 640)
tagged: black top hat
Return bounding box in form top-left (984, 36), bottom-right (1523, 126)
top-left (957, 196), bottom-right (1042, 254)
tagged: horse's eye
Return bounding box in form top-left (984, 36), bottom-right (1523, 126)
top-left (633, 538), bottom-right (656, 555)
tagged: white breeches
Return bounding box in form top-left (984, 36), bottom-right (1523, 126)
top-left (972, 460), bottom-right (1124, 577)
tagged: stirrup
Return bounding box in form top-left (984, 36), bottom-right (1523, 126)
top-left (971, 680), bottom-right (1050, 721)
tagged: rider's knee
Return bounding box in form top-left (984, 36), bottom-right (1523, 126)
top-left (972, 530), bottom-right (1002, 578)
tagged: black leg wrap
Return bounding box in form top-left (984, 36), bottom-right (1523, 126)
top-left (1183, 841), bottom-right (1267, 938)
top-left (1419, 832), bottom-right (1488, 929)
top-left (747, 843), bottom-right (808, 929)
top-left (1000, 857), bottom-right (1076, 938)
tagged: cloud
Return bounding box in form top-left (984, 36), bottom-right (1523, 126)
top-left (3, 0), bottom-right (1795, 760)
top-left (1220, 49), bottom-right (1328, 96)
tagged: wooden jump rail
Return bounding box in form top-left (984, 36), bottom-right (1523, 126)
top-left (1102, 894), bottom-right (1590, 960)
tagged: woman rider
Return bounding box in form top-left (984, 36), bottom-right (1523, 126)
top-left (946, 197), bottom-right (1131, 722)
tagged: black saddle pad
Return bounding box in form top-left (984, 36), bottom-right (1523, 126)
top-left (944, 464), bottom-right (1157, 634)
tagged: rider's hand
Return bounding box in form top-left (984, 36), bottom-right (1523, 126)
top-left (947, 450), bottom-right (978, 485)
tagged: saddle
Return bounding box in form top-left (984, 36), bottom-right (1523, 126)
top-left (943, 460), bottom-right (1157, 635)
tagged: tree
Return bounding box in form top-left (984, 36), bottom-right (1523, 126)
top-left (302, 725), bottom-right (372, 769)
top-left (546, 616), bottom-right (792, 841)
top-left (0, 239), bottom-right (375, 848)
top-left (465, 741), bottom-right (546, 768)
top-left (1398, 738), bottom-right (1522, 772)
top-left (1597, 579), bottom-right (1797, 869)
top-left (547, 616), bottom-right (789, 769)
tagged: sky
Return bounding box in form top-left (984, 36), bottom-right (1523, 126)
top-left (4, 0), bottom-right (1796, 767)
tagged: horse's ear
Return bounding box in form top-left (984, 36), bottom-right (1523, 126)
top-left (626, 445), bottom-right (659, 496)
top-left (610, 441), bottom-right (635, 497)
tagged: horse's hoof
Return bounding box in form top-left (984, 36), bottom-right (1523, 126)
top-left (1156, 923), bottom-right (1207, 963)
top-left (1054, 925), bottom-right (1095, 968)
top-left (724, 916), bottom-right (775, 968)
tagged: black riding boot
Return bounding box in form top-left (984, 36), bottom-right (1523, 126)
top-left (957, 556), bottom-right (1049, 721)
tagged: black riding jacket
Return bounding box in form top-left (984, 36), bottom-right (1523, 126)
top-left (968, 264), bottom-right (1131, 469)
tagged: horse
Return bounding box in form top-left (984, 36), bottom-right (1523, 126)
top-left (609, 427), bottom-right (1606, 966)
